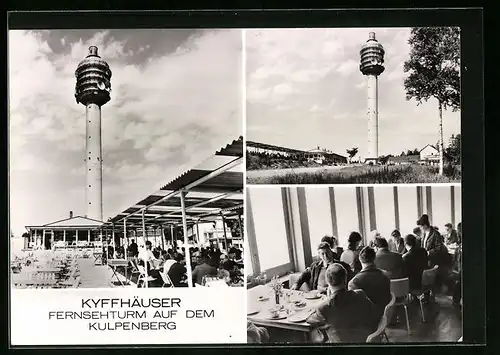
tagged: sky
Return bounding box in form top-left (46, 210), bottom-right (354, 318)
top-left (246, 28), bottom-right (461, 158)
top-left (9, 29), bottom-right (242, 237)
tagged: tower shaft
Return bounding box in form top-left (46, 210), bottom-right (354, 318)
top-left (85, 103), bottom-right (103, 221)
top-left (367, 74), bottom-right (379, 159)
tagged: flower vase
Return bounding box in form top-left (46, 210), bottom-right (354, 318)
top-left (275, 292), bottom-right (280, 305)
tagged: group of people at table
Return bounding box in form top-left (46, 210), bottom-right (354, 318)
top-left (248, 214), bottom-right (462, 343)
top-left (123, 240), bottom-right (244, 287)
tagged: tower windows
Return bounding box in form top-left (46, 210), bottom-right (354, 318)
top-left (89, 185), bottom-right (92, 187)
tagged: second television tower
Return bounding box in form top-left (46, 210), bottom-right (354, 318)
top-left (360, 32), bottom-right (385, 164)
top-left (75, 46), bottom-right (112, 221)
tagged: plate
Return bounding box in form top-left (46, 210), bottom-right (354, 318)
top-left (265, 310), bottom-right (288, 320)
top-left (305, 293), bottom-right (321, 300)
top-left (288, 309), bottom-right (312, 323)
top-left (247, 307), bottom-right (260, 316)
top-left (293, 302), bottom-right (307, 310)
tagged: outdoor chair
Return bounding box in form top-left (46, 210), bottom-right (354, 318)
top-left (160, 270), bottom-right (175, 288)
top-left (410, 265), bottom-right (439, 322)
top-left (137, 265), bottom-right (155, 288)
top-left (366, 292), bottom-right (396, 343)
top-left (390, 277), bottom-right (412, 335)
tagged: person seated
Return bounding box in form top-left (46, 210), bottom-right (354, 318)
top-left (306, 263), bottom-right (380, 343)
top-left (388, 229), bottom-right (405, 254)
top-left (340, 232), bottom-right (363, 274)
top-left (192, 252), bottom-right (218, 285)
top-left (291, 242), bottom-right (353, 294)
top-left (320, 235), bottom-right (343, 260)
top-left (247, 322), bottom-right (270, 343)
top-left (138, 241), bottom-right (162, 287)
top-left (444, 223), bottom-right (459, 245)
top-left (373, 237), bottom-right (407, 279)
top-left (412, 227), bottom-right (423, 248)
top-left (402, 234), bottom-right (429, 291)
top-left (234, 248), bottom-right (243, 264)
top-left (348, 246), bottom-right (391, 318)
top-left (162, 253), bottom-right (177, 274)
top-left (167, 253), bottom-right (187, 287)
top-left (222, 248), bottom-right (240, 276)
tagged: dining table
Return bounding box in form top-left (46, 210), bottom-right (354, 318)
top-left (247, 285), bottom-right (327, 342)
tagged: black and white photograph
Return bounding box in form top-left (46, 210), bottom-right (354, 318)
top-left (246, 185), bottom-right (462, 343)
top-left (245, 28), bottom-right (461, 185)
top-left (9, 29), bottom-right (245, 289)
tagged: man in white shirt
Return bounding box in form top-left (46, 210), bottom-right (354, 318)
top-left (138, 241), bottom-right (162, 286)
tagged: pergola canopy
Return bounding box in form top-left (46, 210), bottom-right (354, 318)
top-left (106, 137), bottom-right (243, 231)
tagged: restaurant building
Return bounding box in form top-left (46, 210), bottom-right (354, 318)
top-left (23, 211), bottom-right (106, 250)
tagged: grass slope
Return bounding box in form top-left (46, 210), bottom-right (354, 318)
top-left (247, 164), bottom-right (461, 184)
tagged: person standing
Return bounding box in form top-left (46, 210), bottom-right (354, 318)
top-left (417, 214), bottom-right (449, 293)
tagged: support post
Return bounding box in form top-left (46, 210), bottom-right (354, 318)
top-left (142, 210), bottom-right (147, 243)
top-left (124, 219), bottom-right (127, 257)
top-left (75, 229), bottom-right (79, 249)
top-left (42, 230), bottom-right (46, 249)
top-left (221, 213), bottom-right (229, 251)
top-left (112, 226), bottom-right (116, 258)
top-left (88, 230), bottom-right (91, 243)
top-left (63, 230), bottom-right (66, 244)
top-left (171, 225), bottom-right (174, 249)
top-left (237, 213), bottom-right (243, 242)
top-left (180, 191), bottom-right (193, 288)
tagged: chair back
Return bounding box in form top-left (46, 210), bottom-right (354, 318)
top-left (137, 265), bottom-right (147, 278)
top-left (390, 277), bottom-right (410, 298)
top-left (421, 265), bottom-right (439, 289)
top-left (366, 315), bottom-right (388, 343)
top-left (288, 272), bottom-right (310, 291)
top-left (160, 270), bottom-right (175, 288)
top-left (384, 292), bottom-right (397, 322)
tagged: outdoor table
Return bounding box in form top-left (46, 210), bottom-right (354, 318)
top-left (93, 252), bottom-right (103, 265)
top-left (247, 285), bottom-right (327, 342)
top-left (108, 259), bottom-right (130, 286)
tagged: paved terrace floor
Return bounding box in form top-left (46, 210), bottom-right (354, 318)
top-left (76, 258), bottom-right (136, 288)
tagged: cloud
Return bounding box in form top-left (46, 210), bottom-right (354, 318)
top-left (9, 29), bottom-right (242, 237)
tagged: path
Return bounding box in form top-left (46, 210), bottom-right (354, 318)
top-left (76, 258), bottom-right (135, 288)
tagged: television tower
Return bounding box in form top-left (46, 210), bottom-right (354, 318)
top-left (75, 46), bottom-right (112, 221)
top-left (360, 32), bottom-right (385, 163)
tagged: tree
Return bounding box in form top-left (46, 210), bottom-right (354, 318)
top-left (400, 151), bottom-right (406, 156)
top-left (446, 133), bottom-right (461, 165)
top-left (346, 147), bottom-right (358, 164)
top-left (403, 27), bottom-right (460, 175)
